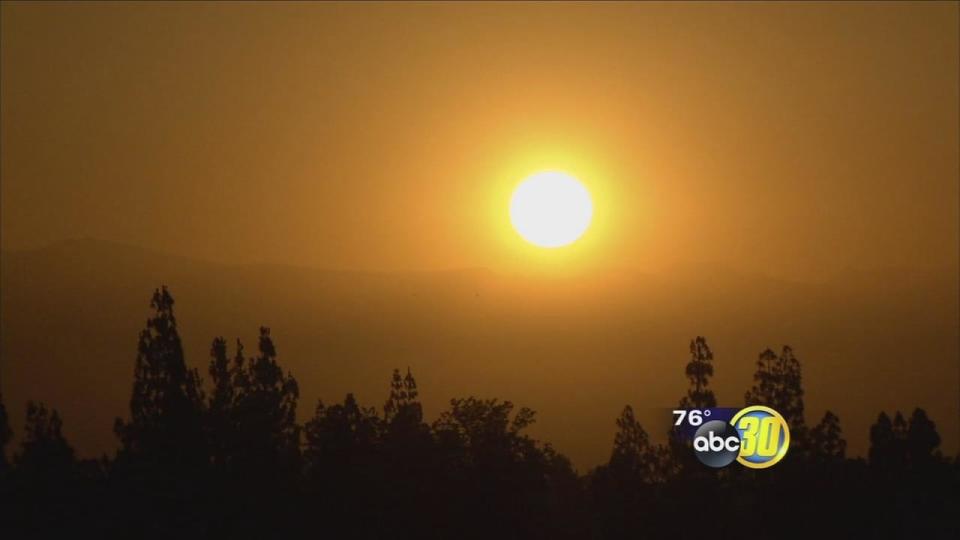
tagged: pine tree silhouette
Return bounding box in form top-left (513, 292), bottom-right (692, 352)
top-left (609, 405), bottom-right (658, 483)
top-left (230, 327), bottom-right (301, 478)
top-left (403, 368), bottom-right (420, 409)
top-left (4, 284), bottom-right (959, 537)
top-left (380, 368), bottom-right (436, 538)
top-left (666, 337), bottom-right (717, 478)
top-left (745, 348), bottom-right (777, 404)
top-left (206, 337), bottom-right (236, 473)
top-left (14, 402), bottom-right (76, 477)
top-left (114, 287), bottom-right (207, 470)
top-left (6, 402), bottom-right (81, 536)
top-left (679, 336), bottom-right (717, 409)
top-left (383, 368), bottom-right (406, 423)
top-left (777, 346), bottom-right (806, 432)
top-left (384, 367), bottom-right (425, 428)
top-left (588, 405), bottom-right (664, 538)
top-left (200, 328), bottom-right (300, 535)
top-left (744, 345), bottom-right (806, 444)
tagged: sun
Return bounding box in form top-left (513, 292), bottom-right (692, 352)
top-left (510, 171), bottom-right (593, 248)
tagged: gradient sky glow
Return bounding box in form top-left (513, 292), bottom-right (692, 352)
top-left (2, 2), bottom-right (957, 279)
top-left (1, 2), bottom-right (958, 468)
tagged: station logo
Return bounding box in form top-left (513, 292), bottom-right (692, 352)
top-left (673, 406), bottom-right (790, 469)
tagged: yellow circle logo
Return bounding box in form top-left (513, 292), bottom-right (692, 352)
top-left (731, 405), bottom-right (790, 469)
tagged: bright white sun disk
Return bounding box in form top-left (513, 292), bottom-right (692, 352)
top-left (509, 172), bottom-right (593, 248)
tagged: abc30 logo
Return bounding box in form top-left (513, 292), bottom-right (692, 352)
top-left (673, 406), bottom-right (790, 469)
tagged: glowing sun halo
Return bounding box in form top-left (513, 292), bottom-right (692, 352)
top-left (510, 171), bottom-right (593, 248)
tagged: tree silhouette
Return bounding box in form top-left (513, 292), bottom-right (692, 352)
top-left (432, 397), bottom-right (538, 463)
top-left (379, 368), bottom-right (438, 538)
top-left (381, 367), bottom-right (429, 446)
top-left (869, 410), bottom-right (917, 473)
top-left (304, 393), bottom-right (381, 471)
top-left (14, 402), bottom-right (76, 478)
top-left (4, 285), bottom-right (959, 537)
top-left (302, 393), bottom-right (383, 534)
top-left (869, 412), bottom-right (899, 471)
top-left (114, 287), bottom-right (207, 470)
top-left (865, 409), bottom-right (954, 538)
top-left (5, 402), bottom-right (82, 536)
top-left (609, 405), bottom-right (658, 483)
top-left (809, 410), bottom-right (846, 464)
top-left (588, 405), bottom-right (664, 538)
top-left (431, 397), bottom-right (581, 538)
top-left (383, 368), bottom-right (406, 423)
top-left (384, 367), bottom-right (424, 426)
top-left (110, 287), bottom-right (209, 537)
top-left (206, 336), bottom-right (237, 472)
top-left (906, 408), bottom-right (941, 469)
top-left (745, 348), bottom-right (777, 406)
top-left (404, 369), bottom-right (418, 401)
top-left (744, 345), bottom-right (806, 442)
top-left (679, 336), bottom-right (717, 409)
top-left (892, 411), bottom-right (909, 469)
top-left (201, 328), bottom-right (300, 535)
top-left (229, 327), bottom-right (301, 478)
top-left (666, 337), bottom-right (717, 478)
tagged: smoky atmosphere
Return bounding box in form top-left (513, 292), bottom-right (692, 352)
top-left (1, 2), bottom-right (958, 539)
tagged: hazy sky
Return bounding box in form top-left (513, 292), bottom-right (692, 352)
top-left (2, 1), bottom-right (958, 280)
top-left (2, 1), bottom-right (959, 468)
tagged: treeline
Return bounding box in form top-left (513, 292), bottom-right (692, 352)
top-left (0, 287), bottom-right (957, 539)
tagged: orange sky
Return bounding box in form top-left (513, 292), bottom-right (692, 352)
top-left (2, 1), bottom-right (957, 280)
top-left (1, 1), bottom-right (959, 468)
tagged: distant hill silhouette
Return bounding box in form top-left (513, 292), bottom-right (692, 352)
top-left (2, 238), bottom-right (957, 468)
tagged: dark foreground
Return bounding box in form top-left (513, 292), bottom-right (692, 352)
top-left (1, 288), bottom-right (957, 538)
